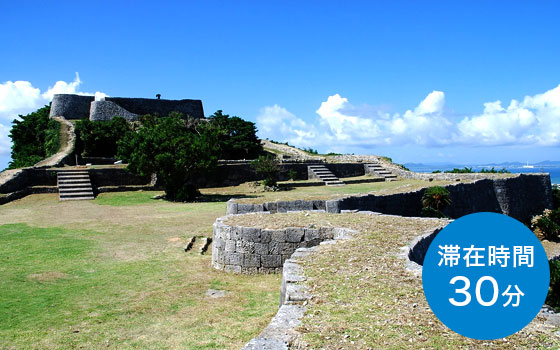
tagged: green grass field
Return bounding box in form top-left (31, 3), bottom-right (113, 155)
top-left (0, 192), bottom-right (280, 349)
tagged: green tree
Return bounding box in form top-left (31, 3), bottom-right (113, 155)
top-left (207, 110), bottom-right (262, 160)
top-left (8, 105), bottom-right (60, 169)
top-left (421, 186), bottom-right (452, 218)
top-left (75, 116), bottom-right (134, 157)
top-left (117, 114), bottom-right (219, 201)
top-left (251, 155), bottom-right (280, 188)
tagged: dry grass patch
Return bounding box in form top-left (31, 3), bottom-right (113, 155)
top-left (201, 179), bottom-right (461, 205)
top-left (27, 271), bottom-right (71, 282)
top-left (227, 212), bottom-right (560, 349)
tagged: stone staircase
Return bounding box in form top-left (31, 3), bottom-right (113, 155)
top-left (307, 165), bottom-right (345, 186)
top-left (57, 170), bottom-right (95, 200)
top-left (364, 163), bottom-right (397, 181)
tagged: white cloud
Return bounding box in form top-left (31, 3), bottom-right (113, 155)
top-left (257, 84), bottom-right (560, 152)
top-left (257, 104), bottom-right (319, 147)
top-left (0, 124), bottom-right (11, 156)
top-left (457, 84), bottom-right (560, 146)
top-left (0, 73), bottom-right (106, 157)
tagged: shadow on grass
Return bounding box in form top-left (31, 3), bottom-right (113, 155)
top-left (193, 194), bottom-right (258, 203)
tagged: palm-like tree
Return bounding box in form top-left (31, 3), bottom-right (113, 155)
top-left (422, 186), bottom-right (451, 211)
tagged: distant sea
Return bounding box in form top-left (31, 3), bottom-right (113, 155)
top-left (406, 164), bottom-right (560, 186)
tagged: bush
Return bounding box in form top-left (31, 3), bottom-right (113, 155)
top-left (288, 169), bottom-right (298, 181)
top-left (303, 147), bottom-right (318, 155)
top-left (553, 185), bottom-right (560, 210)
top-left (117, 114), bottom-right (219, 201)
top-left (207, 110), bottom-right (262, 160)
top-left (8, 105), bottom-right (60, 169)
top-left (445, 167), bottom-right (474, 173)
top-left (421, 207), bottom-right (446, 218)
top-left (479, 167), bottom-right (510, 173)
top-left (75, 116), bottom-right (134, 158)
top-left (251, 155), bottom-right (280, 188)
top-left (532, 209), bottom-right (560, 241)
top-left (422, 186), bottom-right (451, 215)
top-left (547, 259), bottom-right (560, 310)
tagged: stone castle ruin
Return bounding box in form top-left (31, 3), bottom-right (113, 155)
top-left (49, 94), bottom-right (205, 121)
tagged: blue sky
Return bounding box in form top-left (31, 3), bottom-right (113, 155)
top-left (1, 1), bottom-right (559, 169)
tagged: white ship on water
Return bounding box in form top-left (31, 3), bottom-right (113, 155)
top-left (522, 161), bottom-right (534, 169)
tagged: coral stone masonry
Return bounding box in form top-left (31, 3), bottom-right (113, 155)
top-left (50, 94), bottom-right (204, 121)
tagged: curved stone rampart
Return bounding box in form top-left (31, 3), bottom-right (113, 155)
top-left (105, 97), bottom-right (204, 119)
top-left (212, 213), bottom-right (357, 273)
top-left (237, 214), bottom-right (446, 348)
top-left (49, 94), bottom-right (205, 121)
top-left (226, 174), bottom-right (552, 223)
top-left (90, 101), bottom-right (139, 121)
top-left (50, 94), bottom-right (95, 119)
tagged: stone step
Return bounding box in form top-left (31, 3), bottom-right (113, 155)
top-left (60, 196), bottom-right (95, 201)
top-left (58, 174), bottom-right (90, 179)
top-left (58, 182), bottom-right (92, 187)
top-left (58, 178), bottom-right (91, 183)
top-left (325, 181), bottom-right (345, 186)
top-left (57, 171), bottom-right (94, 201)
top-left (60, 191), bottom-right (94, 197)
top-left (57, 172), bottom-right (89, 177)
top-left (59, 187), bottom-right (93, 193)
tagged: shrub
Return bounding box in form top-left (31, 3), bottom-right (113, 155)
top-left (288, 169), bottom-right (298, 181)
top-left (251, 155), bottom-right (280, 188)
top-left (8, 105), bottom-right (60, 169)
top-left (479, 167), bottom-right (510, 174)
top-left (553, 185), bottom-right (559, 210)
top-left (532, 209), bottom-right (560, 241)
top-left (547, 259), bottom-right (560, 310)
top-left (445, 167), bottom-right (474, 173)
top-left (421, 207), bottom-right (446, 218)
top-left (422, 186), bottom-right (451, 215)
top-left (75, 116), bottom-right (134, 158)
top-left (303, 147), bottom-right (318, 155)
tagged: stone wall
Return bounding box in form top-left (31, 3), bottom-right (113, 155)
top-left (226, 174), bottom-right (553, 223)
top-left (105, 97), bottom-right (204, 119)
top-left (49, 94), bottom-right (204, 120)
top-left (0, 168), bottom-right (151, 196)
top-left (211, 215), bottom-right (357, 273)
top-left (89, 101), bottom-right (139, 121)
top-left (50, 94), bottom-right (95, 119)
top-left (192, 162), bottom-right (365, 188)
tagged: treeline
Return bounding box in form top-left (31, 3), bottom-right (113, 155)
top-left (8, 105), bottom-right (60, 169)
top-left (432, 167), bottom-right (510, 174)
top-left (8, 107), bottom-right (264, 201)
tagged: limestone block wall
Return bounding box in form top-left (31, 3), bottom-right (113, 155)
top-left (226, 174), bottom-right (552, 223)
top-left (49, 94), bottom-right (204, 120)
top-left (0, 168), bottom-right (151, 196)
top-left (89, 101), bottom-right (139, 121)
top-left (211, 215), bottom-right (357, 273)
top-left (105, 97), bottom-right (204, 119)
top-left (50, 94), bottom-right (95, 119)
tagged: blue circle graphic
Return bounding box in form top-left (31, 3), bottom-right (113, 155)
top-left (422, 212), bottom-right (549, 340)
